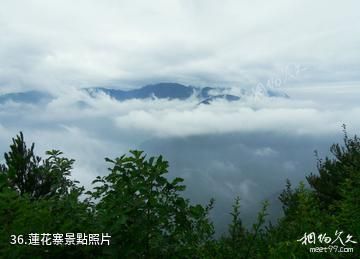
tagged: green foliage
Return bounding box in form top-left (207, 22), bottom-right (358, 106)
top-left (278, 179), bottom-right (297, 216)
top-left (0, 189), bottom-right (98, 258)
top-left (267, 128), bottom-right (360, 258)
top-left (89, 150), bottom-right (214, 258)
top-left (267, 183), bottom-right (329, 258)
top-left (41, 150), bottom-right (78, 197)
top-left (0, 129), bottom-right (359, 258)
top-left (307, 125), bottom-right (360, 210)
top-left (0, 133), bottom-right (97, 258)
top-left (0, 133), bottom-right (76, 199)
top-left (213, 199), bottom-right (270, 259)
top-left (228, 197), bottom-right (245, 249)
top-left (0, 132), bottom-right (43, 197)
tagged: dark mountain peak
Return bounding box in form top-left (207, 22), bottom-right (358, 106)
top-left (198, 87), bottom-right (215, 99)
top-left (266, 89), bottom-right (290, 98)
top-left (86, 83), bottom-right (243, 104)
top-left (198, 94), bottom-right (241, 105)
top-left (85, 82), bottom-right (289, 104)
top-left (143, 82), bottom-right (188, 90)
top-left (86, 83), bottom-right (197, 101)
top-left (137, 82), bottom-right (195, 100)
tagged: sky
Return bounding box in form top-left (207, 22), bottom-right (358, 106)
top-left (0, 0), bottom-right (359, 93)
top-left (0, 0), bottom-right (360, 233)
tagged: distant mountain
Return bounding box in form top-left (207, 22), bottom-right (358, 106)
top-left (87, 83), bottom-right (197, 101)
top-left (198, 94), bottom-right (241, 105)
top-left (86, 82), bottom-right (290, 104)
top-left (0, 91), bottom-right (52, 104)
top-left (265, 89), bottom-right (289, 98)
top-left (86, 83), bottom-right (243, 104)
top-left (0, 83), bottom-right (289, 106)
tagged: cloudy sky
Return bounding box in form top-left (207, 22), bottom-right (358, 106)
top-left (1, 0), bottom-right (360, 233)
top-left (1, 0), bottom-right (359, 92)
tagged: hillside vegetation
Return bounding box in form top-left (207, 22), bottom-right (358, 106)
top-left (0, 129), bottom-right (359, 258)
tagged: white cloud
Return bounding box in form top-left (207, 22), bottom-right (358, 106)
top-left (254, 147), bottom-right (278, 157)
top-left (113, 98), bottom-right (360, 137)
top-left (0, 0), bottom-right (359, 92)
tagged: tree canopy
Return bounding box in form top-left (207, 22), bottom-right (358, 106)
top-left (0, 130), bottom-right (359, 258)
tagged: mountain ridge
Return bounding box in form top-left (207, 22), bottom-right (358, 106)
top-left (0, 82), bottom-right (289, 105)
